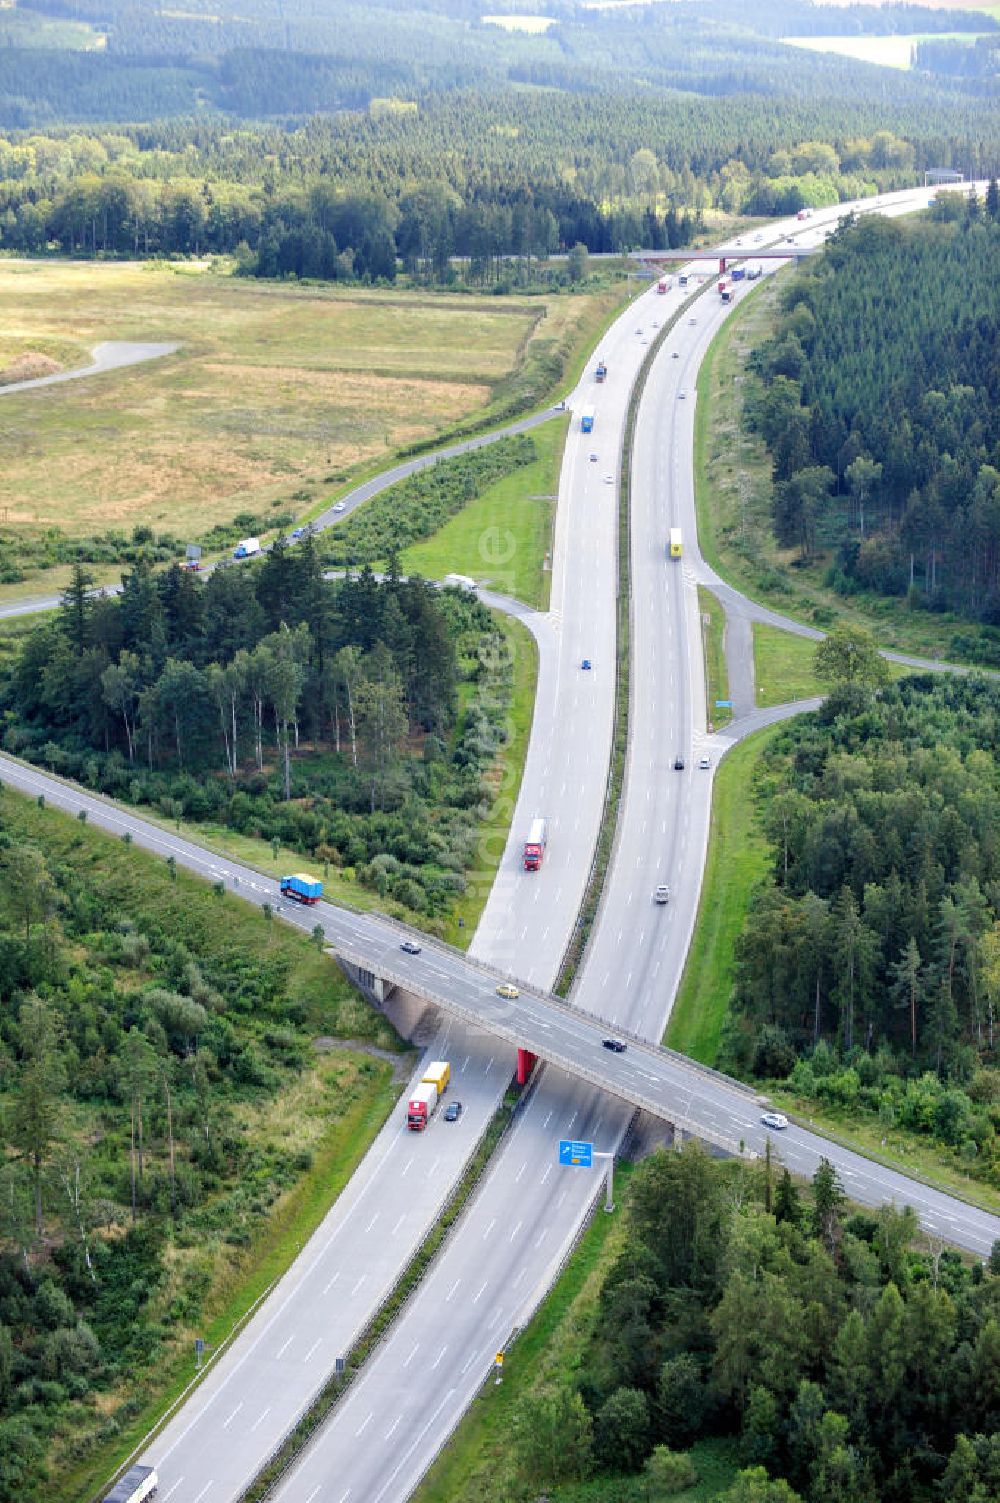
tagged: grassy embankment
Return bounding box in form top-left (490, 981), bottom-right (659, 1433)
top-left (414, 1158), bottom-right (739, 1503)
top-left (693, 270), bottom-right (989, 665)
top-left (0, 261), bottom-right (621, 600)
top-left (0, 792), bottom-right (411, 1503)
top-left (697, 584), bottom-right (732, 730)
top-left (402, 413), bottom-right (567, 609)
top-left (665, 727), bottom-right (782, 1064)
top-left (753, 622), bottom-right (912, 708)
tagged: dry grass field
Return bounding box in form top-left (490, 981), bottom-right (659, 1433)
top-left (0, 260), bottom-right (589, 548)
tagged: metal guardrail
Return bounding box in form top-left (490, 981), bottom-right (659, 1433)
top-left (336, 945), bottom-right (758, 1152)
top-left (238, 1078), bottom-right (529, 1503)
top-left (338, 932), bottom-right (758, 1095)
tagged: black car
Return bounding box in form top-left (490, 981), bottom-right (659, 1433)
top-left (400, 940), bottom-right (421, 955)
top-left (673, 756), bottom-right (685, 770)
top-left (443, 1101), bottom-right (463, 1122)
top-left (602, 1038), bottom-right (627, 1053)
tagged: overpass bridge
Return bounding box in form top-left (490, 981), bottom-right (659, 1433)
top-left (338, 924), bottom-right (1000, 1255)
top-left (633, 243), bottom-right (820, 276)
top-left (339, 930), bottom-right (761, 1158)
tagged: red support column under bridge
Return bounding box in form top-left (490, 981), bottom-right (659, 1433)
top-left (517, 1048), bottom-right (536, 1085)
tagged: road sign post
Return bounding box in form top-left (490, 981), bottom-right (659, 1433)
top-left (594, 1151), bottom-right (616, 1213)
top-left (558, 1141), bottom-right (615, 1211)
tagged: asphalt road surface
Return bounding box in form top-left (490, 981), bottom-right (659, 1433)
top-left (139, 272), bottom-right (662, 1498)
top-left (0, 339), bottom-right (178, 396)
top-left (262, 191), bottom-right (1000, 1503)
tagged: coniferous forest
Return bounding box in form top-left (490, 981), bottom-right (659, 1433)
top-left (722, 672), bottom-right (1000, 1187)
top-left (0, 541), bottom-right (516, 922)
top-left (511, 1144), bottom-right (1000, 1503)
top-left (748, 205), bottom-right (1000, 623)
top-left (0, 0), bottom-right (995, 276)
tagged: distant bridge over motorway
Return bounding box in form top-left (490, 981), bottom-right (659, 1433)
top-left (633, 244), bottom-right (820, 274)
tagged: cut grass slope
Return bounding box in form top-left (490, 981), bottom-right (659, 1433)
top-left (401, 414), bottom-right (567, 608)
top-left (666, 727), bottom-right (782, 1064)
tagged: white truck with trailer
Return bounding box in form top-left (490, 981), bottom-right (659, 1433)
top-left (104, 1466), bottom-right (158, 1503)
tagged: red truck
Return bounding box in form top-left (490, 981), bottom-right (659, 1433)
top-left (523, 817), bottom-right (548, 871)
top-left (406, 1061), bottom-right (450, 1131)
top-left (657, 278), bottom-right (669, 294)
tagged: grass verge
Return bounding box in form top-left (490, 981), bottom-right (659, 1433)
top-left (412, 1164), bottom-right (633, 1503)
top-left (765, 1086), bottom-right (1000, 1219)
top-left (401, 414), bottom-right (567, 608)
top-left (243, 1083), bottom-right (523, 1503)
top-left (446, 613), bottom-right (539, 947)
top-left (540, 1440), bottom-right (740, 1503)
top-left (665, 726), bottom-right (784, 1064)
top-left (752, 624), bottom-right (824, 707)
top-left (698, 584), bottom-right (732, 730)
top-left (753, 623), bottom-right (910, 709)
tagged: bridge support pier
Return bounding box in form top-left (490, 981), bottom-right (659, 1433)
top-left (337, 957), bottom-right (396, 1008)
top-left (517, 1048), bottom-right (537, 1086)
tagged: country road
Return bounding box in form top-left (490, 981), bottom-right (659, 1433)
top-left (0, 339), bottom-right (178, 396)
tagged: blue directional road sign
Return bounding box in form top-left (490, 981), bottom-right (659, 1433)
top-left (715, 699), bottom-right (733, 708)
top-left (559, 1139), bottom-right (593, 1168)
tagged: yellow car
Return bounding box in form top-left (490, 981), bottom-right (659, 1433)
top-left (495, 983), bottom-right (520, 1000)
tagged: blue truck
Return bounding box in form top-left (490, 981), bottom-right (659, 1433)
top-left (280, 874), bottom-right (324, 905)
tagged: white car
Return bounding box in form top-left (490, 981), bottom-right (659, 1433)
top-left (604, 474), bottom-right (615, 485)
top-left (678, 391), bottom-right (686, 400)
top-left (698, 755), bottom-right (711, 769)
top-left (332, 501), bottom-right (346, 513)
top-left (654, 884), bottom-right (670, 904)
top-left (761, 1112), bottom-right (789, 1130)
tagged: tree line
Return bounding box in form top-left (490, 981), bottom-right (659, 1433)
top-left (748, 205), bottom-right (1000, 624)
top-left (512, 1143), bottom-right (1000, 1503)
top-left (0, 63), bottom-right (991, 275)
top-left (720, 664), bottom-right (1000, 1186)
top-left (0, 536), bottom-right (514, 918)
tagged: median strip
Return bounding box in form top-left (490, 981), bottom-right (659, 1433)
top-left (556, 278), bottom-right (710, 994)
top-left (240, 1081), bottom-right (526, 1503)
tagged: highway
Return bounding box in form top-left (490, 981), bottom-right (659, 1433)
top-left (137, 265), bottom-right (664, 1498)
top-left (5, 184), bottom-right (995, 1501)
top-left (259, 189), bottom-right (1000, 1503)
